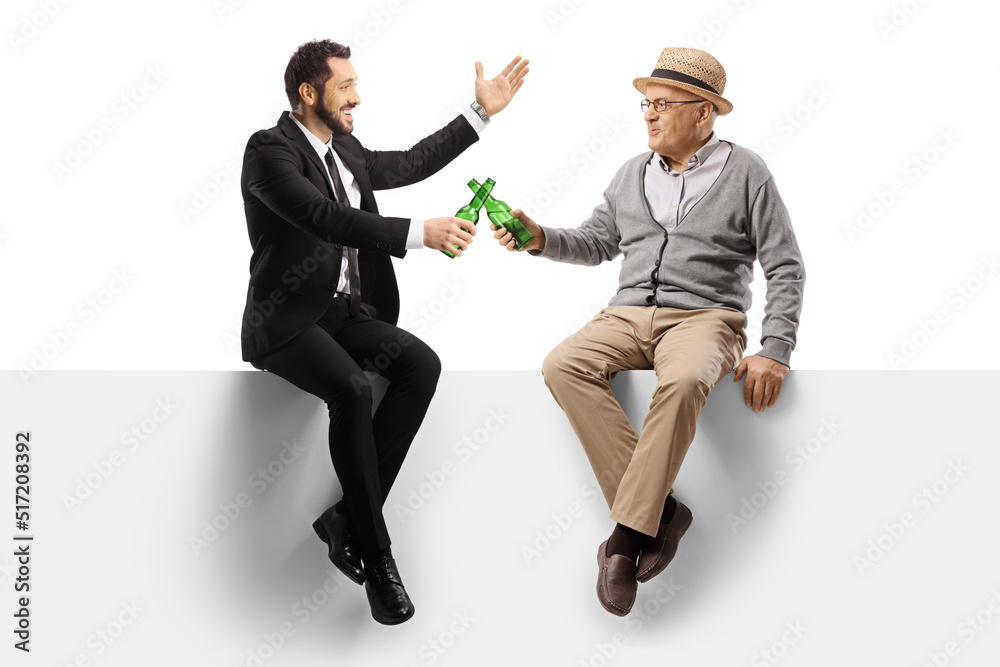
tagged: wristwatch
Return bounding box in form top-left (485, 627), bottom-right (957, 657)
top-left (470, 100), bottom-right (490, 123)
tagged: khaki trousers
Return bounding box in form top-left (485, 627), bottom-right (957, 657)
top-left (542, 306), bottom-right (747, 537)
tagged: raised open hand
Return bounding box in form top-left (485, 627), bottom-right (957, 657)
top-left (474, 55), bottom-right (530, 116)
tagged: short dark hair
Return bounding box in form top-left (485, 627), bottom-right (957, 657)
top-left (284, 40), bottom-right (351, 109)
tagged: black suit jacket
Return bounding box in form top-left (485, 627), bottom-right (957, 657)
top-left (240, 111), bottom-right (479, 361)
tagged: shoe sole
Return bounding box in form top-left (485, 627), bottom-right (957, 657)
top-left (312, 518), bottom-right (366, 585)
top-left (635, 503), bottom-right (693, 583)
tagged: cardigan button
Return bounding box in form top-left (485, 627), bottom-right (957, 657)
top-left (645, 295), bottom-right (654, 304)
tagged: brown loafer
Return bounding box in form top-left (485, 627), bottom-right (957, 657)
top-left (596, 539), bottom-right (638, 616)
top-left (636, 498), bottom-right (692, 583)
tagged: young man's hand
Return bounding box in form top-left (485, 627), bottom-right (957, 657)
top-left (424, 217), bottom-right (476, 256)
top-left (474, 56), bottom-right (530, 116)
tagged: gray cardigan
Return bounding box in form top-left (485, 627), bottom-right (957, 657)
top-left (535, 143), bottom-right (805, 366)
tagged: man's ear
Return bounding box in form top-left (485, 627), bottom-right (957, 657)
top-left (699, 101), bottom-right (714, 124)
top-left (298, 82), bottom-right (315, 108)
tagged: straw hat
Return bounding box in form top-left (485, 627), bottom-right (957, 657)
top-left (632, 47), bottom-right (733, 115)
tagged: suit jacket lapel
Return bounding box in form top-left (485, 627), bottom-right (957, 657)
top-left (277, 111), bottom-right (335, 198)
top-left (277, 111), bottom-right (376, 213)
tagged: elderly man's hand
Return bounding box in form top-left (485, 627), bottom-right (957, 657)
top-left (733, 355), bottom-right (789, 413)
top-left (491, 208), bottom-right (544, 252)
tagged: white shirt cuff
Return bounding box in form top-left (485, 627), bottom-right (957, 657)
top-left (461, 105), bottom-right (489, 133)
top-left (406, 219), bottom-right (424, 250)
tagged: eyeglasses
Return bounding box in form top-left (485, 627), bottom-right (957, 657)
top-left (640, 98), bottom-right (704, 113)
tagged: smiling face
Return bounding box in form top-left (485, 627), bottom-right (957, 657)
top-left (312, 57), bottom-right (360, 136)
top-left (643, 82), bottom-right (715, 163)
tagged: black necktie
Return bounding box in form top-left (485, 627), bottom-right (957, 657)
top-left (324, 147), bottom-right (361, 317)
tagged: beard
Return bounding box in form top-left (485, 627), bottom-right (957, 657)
top-left (315, 89), bottom-right (353, 136)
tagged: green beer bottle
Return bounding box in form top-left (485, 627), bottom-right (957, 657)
top-left (442, 179), bottom-right (495, 258)
top-left (468, 179), bottom-right (535, 251)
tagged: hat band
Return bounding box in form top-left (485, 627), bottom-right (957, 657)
top-left (649, 68), bottom-right (719, 96)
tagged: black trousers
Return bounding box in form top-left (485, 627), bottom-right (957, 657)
top-left (249, 296), bottom-right (440, 554)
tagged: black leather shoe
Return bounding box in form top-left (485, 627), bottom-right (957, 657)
top-left (363, 556), bottom-right (415, 625)
top-left (312, 509), bottom-right (365, 585)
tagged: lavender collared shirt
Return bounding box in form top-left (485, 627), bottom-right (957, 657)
top-left (643, 132), bottom-right (732, 231)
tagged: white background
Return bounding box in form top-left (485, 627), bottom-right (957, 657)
top-left (3, 1), bottom-right (1000, 665)
top-left (4, 0), bottom-right (998, 372)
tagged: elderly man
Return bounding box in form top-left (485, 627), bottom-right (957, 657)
top-left (492, 47), bottom-right (805, 615)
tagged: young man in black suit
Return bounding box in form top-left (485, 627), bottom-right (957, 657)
top-left (240, 40), bottom-right (528, 624)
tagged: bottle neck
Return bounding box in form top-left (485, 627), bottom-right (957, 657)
top-left (470, 182), bottom-right (494, 210)
top-left (469, 180), bottom-right (499, 209)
